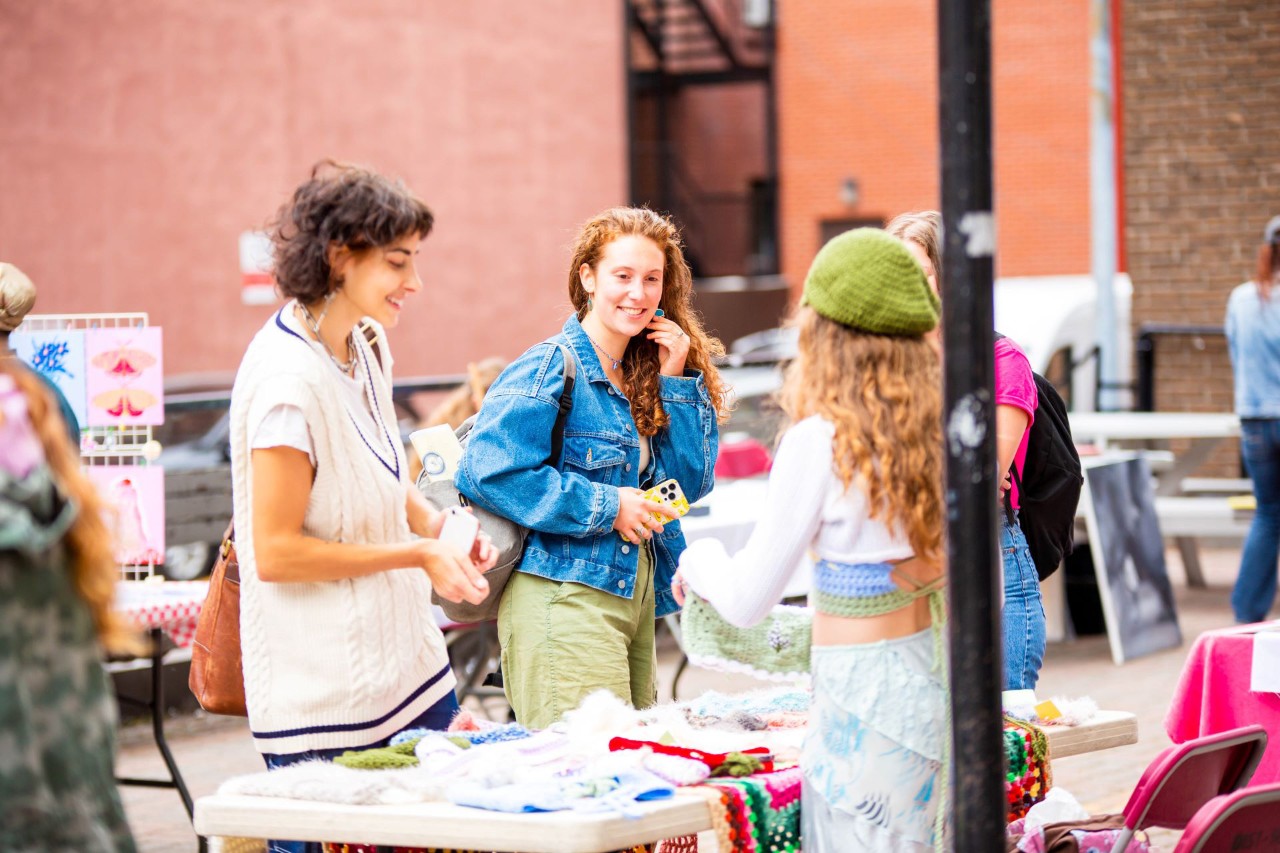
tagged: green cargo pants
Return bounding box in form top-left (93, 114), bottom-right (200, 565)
top-left (497, 543), bottom-right (657, 730)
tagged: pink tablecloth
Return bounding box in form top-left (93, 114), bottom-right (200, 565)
top-left (1165, 621), bottom-right (1280, 784)
top-left (114, 580), bottom-right (209, 649)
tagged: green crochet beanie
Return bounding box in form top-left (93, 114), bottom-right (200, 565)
top-left (801, 228), bottom-right (940, 336)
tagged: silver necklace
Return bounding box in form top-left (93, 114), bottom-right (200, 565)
top-left (586, 333), bottom-right (623, 371)
top-left (298, 297), bottom-right (355, 375)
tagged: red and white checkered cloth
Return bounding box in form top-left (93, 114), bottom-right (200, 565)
top-left (115, 580), bottom-right (209, 649)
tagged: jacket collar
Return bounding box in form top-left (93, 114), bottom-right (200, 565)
top-left (561, 315), bottom-right (618, 387)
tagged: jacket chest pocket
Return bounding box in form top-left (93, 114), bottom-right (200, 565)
top-left (563, 435), bottom-right (629, 487)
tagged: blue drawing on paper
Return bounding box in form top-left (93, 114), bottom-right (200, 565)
top-left (31, 340), bottom-right (74, 378)
top-left (10, 329), bottom-right (88, 427)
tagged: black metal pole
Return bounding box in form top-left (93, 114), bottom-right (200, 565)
top-left (938, 0), bottom-right (1006, 849)
top-left (623, 0), bottom-right (638, 205)
top-left (762, 0), bottom-right (780, 274)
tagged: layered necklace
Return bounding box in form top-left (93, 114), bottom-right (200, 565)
top-left (298, 295), bottom-right (356, 375)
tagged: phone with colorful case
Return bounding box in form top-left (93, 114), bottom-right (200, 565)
top-left (644, 478), bottom-right (690, 524)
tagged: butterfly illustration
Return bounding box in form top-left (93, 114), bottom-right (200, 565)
top-left (92, 388), bottom-right (158, 418)
top-left (91, 346), bottom-right (157, 379)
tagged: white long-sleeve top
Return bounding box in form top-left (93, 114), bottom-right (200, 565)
top-left (678, 415), bottom-right (915, 628)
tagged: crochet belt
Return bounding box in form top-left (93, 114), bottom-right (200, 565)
top-left (812, 559), bottom-right (948, 669)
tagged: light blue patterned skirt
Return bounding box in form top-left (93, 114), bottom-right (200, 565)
top-left (802, 629), bottom-right (947, 852)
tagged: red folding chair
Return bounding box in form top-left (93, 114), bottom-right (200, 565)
top-left (1109, 724), bottom-right (1268, 853)
top-left (1172, 782), bottom-right (1280, 852)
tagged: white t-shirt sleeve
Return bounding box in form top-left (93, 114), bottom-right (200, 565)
top-left (677, 417), bottom-right (831, 628)
top-left (251, 403), bottom-right (316, 468)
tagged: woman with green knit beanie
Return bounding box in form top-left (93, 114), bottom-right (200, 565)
top-left (673, 228), bottom-right (949, 851)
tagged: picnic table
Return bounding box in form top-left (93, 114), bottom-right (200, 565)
top-left (1069, 414), bottom-right (1245, 587)
top-left (1068, 412), bottom-right (1241, 497)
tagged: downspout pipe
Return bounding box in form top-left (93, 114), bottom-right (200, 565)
top-left (1091, 0), bottom-right (1120, 411)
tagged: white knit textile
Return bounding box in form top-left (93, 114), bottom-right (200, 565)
top-left (678, 415), bottom-right (915, 628)
top-left (230, 306), bottom-right (455, 755)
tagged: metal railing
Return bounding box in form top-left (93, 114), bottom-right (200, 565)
top-left (1134, 323), bottom-right (1226, 412)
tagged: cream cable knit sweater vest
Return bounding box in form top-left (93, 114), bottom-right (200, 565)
top-left (230, 308), bottom-right (455, 755)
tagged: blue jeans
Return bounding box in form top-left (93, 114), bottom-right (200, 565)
top-left (261, 691), bottom-right (460, 853)
top-left (1232, 419), bottom-right (1280, 624)
top-left (1001, 512), bottom-right (1046, 690)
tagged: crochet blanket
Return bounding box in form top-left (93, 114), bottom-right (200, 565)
top-left (1004, 716), bottom-right (1053, 822)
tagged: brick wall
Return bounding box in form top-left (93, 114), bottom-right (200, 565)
top-left (0, 0), bottom-right (627, 378)
top-left (775, 0), bottom-right (1092, 297)
top-left (1123, 0), bottom-right (1280, 472)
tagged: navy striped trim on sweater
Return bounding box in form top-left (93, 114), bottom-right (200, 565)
top-left (272, 308), bottom-right (400, 481)
top-left (250, 661), bottom-right (453, 740)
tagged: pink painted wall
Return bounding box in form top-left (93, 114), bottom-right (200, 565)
top-left (0, 0), bottom-right (627, 380)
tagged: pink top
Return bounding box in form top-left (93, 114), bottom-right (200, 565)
top-left (994, 336), bottom-right (1037, 509)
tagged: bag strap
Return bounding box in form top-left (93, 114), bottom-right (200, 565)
top-left (547, 341), bottom-right (576, 468)
top-left (359, 320), bottom-right (385, 370)
top-left (217, 520), bottom-right (239, 582)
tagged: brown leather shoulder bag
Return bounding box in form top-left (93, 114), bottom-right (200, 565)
top-left (188, 522), bottom-right (246, 716)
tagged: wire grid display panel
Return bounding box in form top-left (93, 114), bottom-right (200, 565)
top-left (23, 312), bottom-right (159, 580)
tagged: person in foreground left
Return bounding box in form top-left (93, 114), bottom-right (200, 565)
top-left (0, 360), bottom-right (140, 852)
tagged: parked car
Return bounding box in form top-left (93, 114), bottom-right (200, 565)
top-left (155, 374), bottom-right (460, 580)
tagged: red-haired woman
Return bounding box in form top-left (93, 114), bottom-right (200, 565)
top-left (458, 206), bottom-right (729, 729)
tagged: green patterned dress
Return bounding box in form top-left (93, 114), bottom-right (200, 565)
top-left (0, 463), bottom-right (137, 852)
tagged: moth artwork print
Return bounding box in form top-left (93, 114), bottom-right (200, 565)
top-left (85, 327), bottom-right (164, 427)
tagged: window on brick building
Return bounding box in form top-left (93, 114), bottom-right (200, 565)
top-left (819, 217), bottom-right (885, 244)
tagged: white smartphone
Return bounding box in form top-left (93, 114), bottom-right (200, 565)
top-left (439, 506), bottom-right (480, 554)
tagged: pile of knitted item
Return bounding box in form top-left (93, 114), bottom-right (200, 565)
top-left (678, 687), bottom-right (811, 733)
top-left (1003, 715), bottom-right (1053, 822)
top-left (680, 593), bottom-right (812, 682)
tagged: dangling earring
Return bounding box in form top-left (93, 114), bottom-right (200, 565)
top-left (587, 294), bottom-right (594, 311)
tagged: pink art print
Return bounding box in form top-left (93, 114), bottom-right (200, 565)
top-left (85, 327), bottom-right (165, 426)
top-left (86, 465), bottom-right (166, 566)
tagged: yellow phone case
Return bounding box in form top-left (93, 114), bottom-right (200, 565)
top-left (644, 478), bottom-right (691, 522)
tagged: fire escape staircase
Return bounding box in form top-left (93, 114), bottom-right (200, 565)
top-left (628, 0), bottom-right (772, 87)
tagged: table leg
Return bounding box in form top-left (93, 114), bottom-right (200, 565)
top-left (663, 614), bottom-right (689, 702)
top-left (1155, 437), bottom-right (1224, 497)
top-left (1176, 536), bottom-right (1207, 588)
top-left (114, 627), bottom-right (208, 853)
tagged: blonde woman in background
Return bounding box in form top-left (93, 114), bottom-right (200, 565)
top-left (426, 357), bottom-right (507, 430)
top-left (889, 209), bottom-right (1045, 690)
top-left (407, 357), bottom-right (507, 482)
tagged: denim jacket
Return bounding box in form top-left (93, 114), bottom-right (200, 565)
top-left (1226, 281), bottom-right (1280, 418)
top-left (456, 316), bottom-right (718, 618)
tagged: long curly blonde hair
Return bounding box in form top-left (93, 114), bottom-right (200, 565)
top-left (1, 361), bottom-right (140, 654)
top-left (778, 307), bottom-right (945, 564)
top-left (568, 207), bottom-right (731, 436)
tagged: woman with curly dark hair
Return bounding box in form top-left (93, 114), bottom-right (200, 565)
top-left (457, 206), bottom-right (728, 729)
top-left (229, 162), bottom-right (496, 851)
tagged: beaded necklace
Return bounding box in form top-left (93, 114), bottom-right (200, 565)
top-left (585, 332), bottom-right (623, 372)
